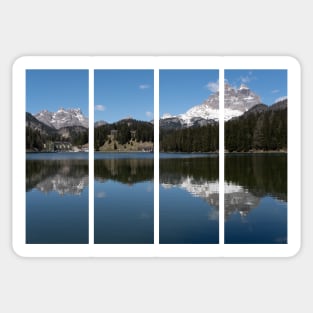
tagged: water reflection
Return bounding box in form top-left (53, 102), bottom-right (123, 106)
top-left (159, 154), bottom-right (287, 244)
top-left (161, 177), bottom-right (265, 220)
top-left (160, 157), bottom-right (219, 244)
top-left (225, 154), bottom-right (287, 199)
top-left (94, 158), bottom-right (154, 244)
top-left (94, 158), bottom-right (154, 184)
top-left (26, 158), bottom-right (89, 244)
top-left (27, 159), bottom-right (88, 195)
top-left (224, 182), bottom-right (260, 218)
top-left (225, 154), bottom-right (287, 244)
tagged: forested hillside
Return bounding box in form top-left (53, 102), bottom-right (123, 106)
top-left (225, 100), bottom-right (287, 152)
top-left (160, 124), bottom-right (218, 152)
top-left (159, 100), bottom-right (287, 153)
top-left (94, 118), bottom-right (154, 151)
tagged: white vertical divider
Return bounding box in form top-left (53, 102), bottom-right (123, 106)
top-left (219, 68), bottom-right (225, 246)
top-left (154, 67), bottom-right (160, 245)
top-left (89, 65), bottom-right (94, 245)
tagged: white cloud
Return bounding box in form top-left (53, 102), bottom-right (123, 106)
top-left (95, 105), bottom-right (106, 111)
top-left (206, 81), bottom-right (219, 92)
top-left (239, 72), bottom-right (255, 84)
top-left (139, 84), bottom-right (150, 90)
top-left (240, 76), bottom-right (251, 83)
top-left (146, 111), bottom-right (153, 118)
top-left (271, 89), bottom-right (280, 94)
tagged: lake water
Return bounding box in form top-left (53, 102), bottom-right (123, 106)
top-left (159, 153), bottom-right (219, 244)
top-left (26, 152), bottom-right (287, 245)
top-left (94, 152), bottom-right (154, 244)
top-left (224, 154), bottom-right (287, 244)
top-left (26, 153), bottom-right (89, 244)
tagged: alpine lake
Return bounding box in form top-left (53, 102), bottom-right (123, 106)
top-left (159, 153), bottom-right (287, 244)
top-left (26, 152), bottom-right (154, 244)
top-left (26, 152), bottom-right (287, 244)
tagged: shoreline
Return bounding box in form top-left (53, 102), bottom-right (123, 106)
top-left (95, 150), bottom-right (153, 153)
top-left (160, 150), bottom-right (287, 154)
top-left (27, 150), bottom-right (287, 154)
top-left (225, 150), bottom-right (287, 154)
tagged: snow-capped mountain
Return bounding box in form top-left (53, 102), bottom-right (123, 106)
top-left (160, 83), bottom-right (262, 128)
top-left (224, 83), bottom-right (261, 113)
top-left (35, 108), bottom-right (88, 129)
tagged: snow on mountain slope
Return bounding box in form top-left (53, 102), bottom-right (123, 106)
top-left (160, 83), bottom-right (262, 127)
top-left (35, 108), bottom-right (88, 129)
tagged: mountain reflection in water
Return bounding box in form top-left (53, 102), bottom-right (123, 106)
top-left (224, 154), bottom-right (287, 244)
top-left (160, 155), bottom-right (287, 219)
top-left (161, 178), bottom-right (264, 220)
top-left (160, 157), bottom-right (219, 244)
top-left (159, 154), bottom-right (287, 244)
top-left (26, 157), bottom-right (89, 244)
top-left (26, 159), bottom-right (88, 195)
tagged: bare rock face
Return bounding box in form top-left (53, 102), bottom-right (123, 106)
top-left (160, 83), bottom-right (262, 128)
top-left (224, 83), bottom-right (261, 112)
top-left (35, 108), bottom-right (88, 129)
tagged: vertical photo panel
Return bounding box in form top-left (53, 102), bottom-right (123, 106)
top-left (26, 69), bottom-right (89, 244)
top-left (224, 70), bottom-right (288, 244)
top-left (94, 70), bottom-right (154, 244)
top-left (159, 70), bottom-right (219, 244)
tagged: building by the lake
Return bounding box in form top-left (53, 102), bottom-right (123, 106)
top-left (44, 141), bottom-right (72, 152)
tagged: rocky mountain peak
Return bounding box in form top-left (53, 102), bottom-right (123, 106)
top-left (160, 83), bottom-right (263, 128)
top-left (35, 108), bottom-right (88, 129)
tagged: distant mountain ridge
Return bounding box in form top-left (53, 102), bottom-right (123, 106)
top-left (35, 108), bottom-right (88, 129)
top-left (239, 98), bottom-right (287, 118)
top-left (160, 83), bottom-right (263, 129)
top-left (94, 120), bottom-right (107, 128)
top-left (26, 112), bottom-right (56, 135)
top-left (26, 111), bottom-right (89, 151)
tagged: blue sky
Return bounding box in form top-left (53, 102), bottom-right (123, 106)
top-left (159, 70), bottom-right (219, 117)
top-left (94, 70), bottom-right (154, 123)
top-left (225, 69), bottom-right (287, 105)
top-left (26, 70), bottom-right (89, 115)
top-left (26, 69), bottom-right (287, 122)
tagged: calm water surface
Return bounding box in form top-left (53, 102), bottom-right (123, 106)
top-left (26, 152), bottom-right (286, 245)
top-left (94, 152), bottom-right (154, 244)
top-left (225, 154), bottom-right (287, 244)
top-left (26, 153), bottom-right (89, 244)
top-left (159, 154), bottom-right (219, 244)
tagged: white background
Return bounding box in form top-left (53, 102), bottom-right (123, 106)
top-left (1, 0), bottom-right (311, 312)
